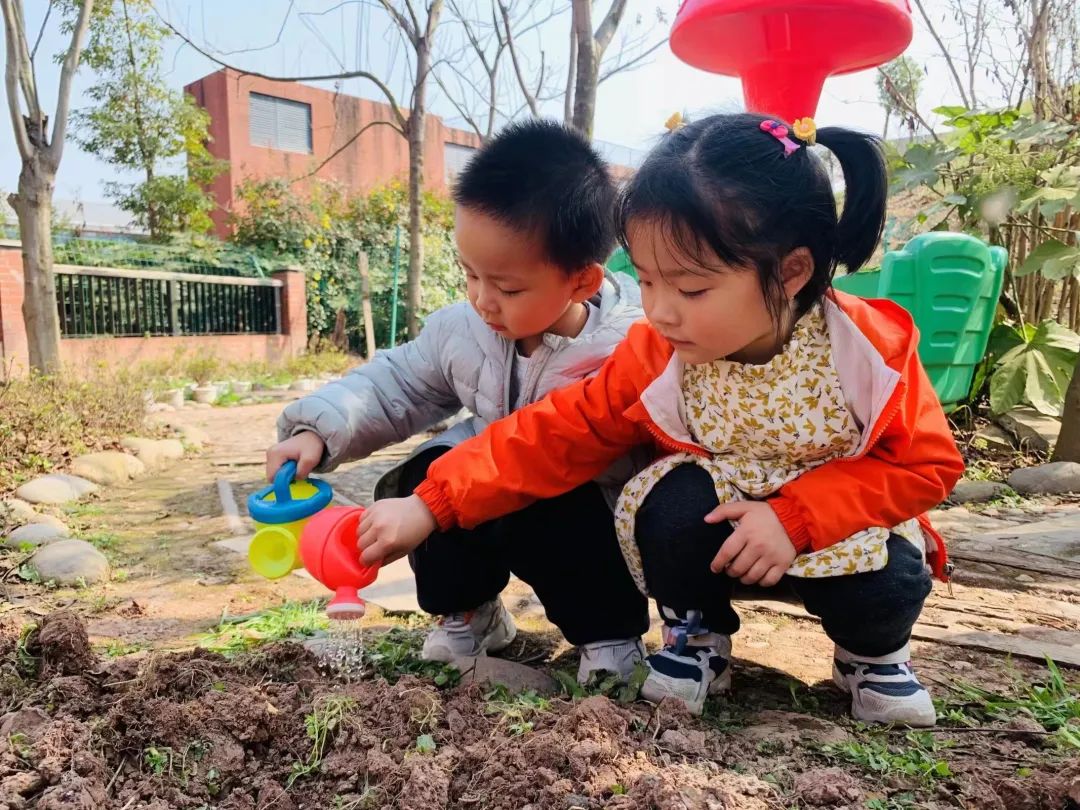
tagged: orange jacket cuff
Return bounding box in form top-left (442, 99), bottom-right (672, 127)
top-left (768, 496), bottom-right (813, 553)
top-left (414, 479), bottom-right (456, 532)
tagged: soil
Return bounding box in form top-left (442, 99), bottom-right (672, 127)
top-left (1, 401), bottom-right (1079, 808)
top-left (1, 612), bottom-right (1077, 810)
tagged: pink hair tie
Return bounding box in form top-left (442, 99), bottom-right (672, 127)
top-left (760, 120), bottom-right (800, 158)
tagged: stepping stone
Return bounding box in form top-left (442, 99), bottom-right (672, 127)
top-left (950, 480), bottom-right (1013, 504)
top-left (1008, 462), bottom-right (1080, 496)
top-left (15, 475), bottom-right (98, 505)
top-left (30, 539), bottom-right (109, 585)
top-left (70, 451), bottom-right (146, 486)
top-left (451, 656), bottom-right (556, 694)
top-left (3, 523), bottom-right (70, 549)
top-left (120, 437), bottom-right (185, 469)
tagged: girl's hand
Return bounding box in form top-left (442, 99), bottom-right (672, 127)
top-left (704, 501), bottom-right (797, 587)
top-left (266, 431), bottom-right (326, 481)
top-left (357, 495), bottom-right (438, 566)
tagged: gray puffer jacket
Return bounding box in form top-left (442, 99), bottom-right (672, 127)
top-left (278, 270), bottom-right (648, 505)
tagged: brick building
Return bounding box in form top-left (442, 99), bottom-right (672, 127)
top-left (184, 69), bottom-right (483, 236)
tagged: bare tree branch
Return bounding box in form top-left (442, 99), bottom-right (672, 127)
top-left (291, 119), bottom-right (403, 182)
top-left (376, 0), bottom-right (418, 45)
top-left (154, 10), bottom-right (409, 130)
top-left (598, 35), bottom-right (666, 83)
top-left (877, 68), bottom-right (942, 143)
top-left (911, 0), bottom-right (971, 108)
top-left (500, 0), bottom-right (538, 116)
top-left (1, 0), bottom-right (33, 159)
top-left (29, 0), bottom-right (52, 62)
top-left (9, 0), bottom-right (41, 121)
top-left (564, 19), bottom-right (575, 123)
top-left (47, 0), bottom-right (94, 166)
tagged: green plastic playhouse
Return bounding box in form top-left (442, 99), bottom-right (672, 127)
top-left (607, 231), bottom-right (1007, 411)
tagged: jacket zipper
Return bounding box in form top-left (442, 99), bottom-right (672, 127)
top-left (643, 420), bottom-right (709, 458)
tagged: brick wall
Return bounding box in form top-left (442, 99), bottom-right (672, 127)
top-left (0, 242), bottom-right (307, 375)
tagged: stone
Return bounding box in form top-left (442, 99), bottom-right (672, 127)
top-left (950, 480), bottom-right (1013, 504)
top-left (290, 378), bottom-right (319, 392)
top-left (30, 540), bottom-right (110, 585)
top-left (120, 437), bottom-right (185, 469)
top-left (15, 474), bottom-right (98, 505)
top-left (973, 423), bottom-right (1016, 452)
top-left (452, 656), bottom-right (556, 694)
top-left (1016, 574), bottom-right (1035, 583)
top-left (70, 451), bottom-right (146, 486)
top-left (1008, 462), bottom-right (1080, 496)
top-left (997, 407), bottom-right (1062, 454)
top-left (3, 522), bottom-right (70, 549)
top-left (0, 499), bottom-right (38, 526)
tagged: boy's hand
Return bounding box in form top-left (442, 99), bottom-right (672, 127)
top-left (357, 495), bottom-right (438, 566)
top-left (705, 501), bottom-right (797, 587)
top-left (266, 432), bottom-right (326, 482)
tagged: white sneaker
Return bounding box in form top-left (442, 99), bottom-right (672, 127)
top-left (640, 609), bottom-right (732, 715)
top-left (421, 598), bottom-right (517, 662)
top-left (832, 644), bottom-right (936, 727)
top-left (577, 638), bottom-right (646, 684)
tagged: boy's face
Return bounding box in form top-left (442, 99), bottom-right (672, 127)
top-left (455, 207), bottom-right (600, 343)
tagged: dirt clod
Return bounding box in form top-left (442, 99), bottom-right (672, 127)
top-left (793, 767), bottom-right (864, 805)
top-left (31, 611), bottom-right (97, 676)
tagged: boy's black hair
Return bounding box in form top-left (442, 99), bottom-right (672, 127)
top-left (453, 119), bottom-right (617, 273)
top-left (615, 112), bottom-right (887, 321)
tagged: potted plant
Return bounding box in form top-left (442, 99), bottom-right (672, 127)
top-left (187, 353), bottom-right (222, 404)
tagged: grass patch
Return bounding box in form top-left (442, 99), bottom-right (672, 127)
top-left (821, 731), bottom-right (953, 785)
top-left (360, 627), bottom-right (460, 687)
top-left (936, 657), bottom-right (1080, 749)
top-left (197, 601), bottom-right (329, 654)
top-left (0, 367), bottom-right (147, 493)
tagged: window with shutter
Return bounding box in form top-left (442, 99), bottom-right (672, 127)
top-left (249, 93), bottom-right (313, 154)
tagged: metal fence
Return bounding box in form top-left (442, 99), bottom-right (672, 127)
top-left (55, 265), bottom-right (281, 338)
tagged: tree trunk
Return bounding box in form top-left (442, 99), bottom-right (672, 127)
top-left (1053, 352), bottom-right (1080, 462)
top-left (9, 160), bottom-right (61, 372)
top-left (406, 103), bottom-right (427, 341)
top-left (563, 22), bottom-right (577, 125)
top-left (358, 251), bottom-right (376, 359)
top-left (570, 0), bottom-right (597, 138)
top-left (145, 163), bottom-right (159, 239)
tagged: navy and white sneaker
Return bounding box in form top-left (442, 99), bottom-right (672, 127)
top-left (832, 644), bottom-right (936, 727)
top-left (640, 608), bottom-right (732, 715)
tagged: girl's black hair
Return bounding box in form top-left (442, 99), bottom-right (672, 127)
top-left (615, 113), bottom-right (887, 320)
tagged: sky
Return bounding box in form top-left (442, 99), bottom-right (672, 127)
top-left (1, 0), bottom-right (1021, 212)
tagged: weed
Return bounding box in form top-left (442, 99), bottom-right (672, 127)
top-left (361, 627), bottom-right (460, 687)
top-left (98, 641), bottom-right (147, 658)
top-left (113, 569), bottom-right (130, 583)
top-left (15, 624), bottom-right (39, 678)
top-left (63, 503), bottom-right (105, 519)
top-left (484, 685), bottom-right (550, 735)
top-left (197, 601), bottom-right (329, 654)
top-left (289, 695), bottom-right (357, 786)
top-left (788, 680), bottom-right (821, 712)
top-left (144, 746), bottom-right (171, 776)
top-left (756, 739), bottom-right (786, 756)
top-left (553, 662), bottom-right (648, 704)
top-left (937, 657), bottom-right (1080, 749)
top-left (16, 563), bottom-right (40, 584)
top-left (81, 531), bottom-right (120, 553)
top-left (610, 783), bottom-right (627, 796)
top-left (821, 732), bottom-right (953, 785)
top-left (414, 733), bottom-right (436, 754)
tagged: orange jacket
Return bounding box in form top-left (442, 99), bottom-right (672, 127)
top-left (416, 291), bottom-right (965, 580)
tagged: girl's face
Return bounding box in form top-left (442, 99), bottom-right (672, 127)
top-left (627, 220), bottom-right (811, 366)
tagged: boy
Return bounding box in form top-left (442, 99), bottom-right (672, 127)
top-left (267, 120), bottom-right (650, 682)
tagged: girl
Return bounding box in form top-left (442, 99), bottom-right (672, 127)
top-left (359, 113), bottom-right (965, 727)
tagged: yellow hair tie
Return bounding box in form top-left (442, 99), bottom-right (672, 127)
top-left (664, 112), bottom-right (685, 132)
top-left (792, 117), bottom-right (817, 144)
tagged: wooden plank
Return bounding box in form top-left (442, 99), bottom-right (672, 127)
top-left (746, 600), bottom-right (1080, 667)
top-left (949, 547), bottom-right (1080, 578)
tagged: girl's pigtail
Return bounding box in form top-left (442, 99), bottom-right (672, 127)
top-left (815, 128), bottom-right (888, 273)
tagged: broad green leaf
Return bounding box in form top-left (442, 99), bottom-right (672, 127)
top-left (986, 322), bottom-right (1030, 360)
top-left (943, 194), bottom-right (968, 205)
top-left (1024, 351), bottom-right (1068, 416)
top-left (933, 105), bottom-right (969, 121)
top-left (990, 354), bottom-right (1028, 415)
top-left (1016, 239), bottom-right (1076, 277)
top-left (1042, 251), bottom-right (1080, 281)
top-left (1033, 319), bottom-right (1080, 353)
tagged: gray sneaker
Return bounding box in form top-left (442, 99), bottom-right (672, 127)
top-left (577, 637), bottom-right (646, 684)
top-left (421, 598), bottom-right (517, 662)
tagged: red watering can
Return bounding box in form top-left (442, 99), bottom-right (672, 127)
top-left (300, 506), bottom-right (380, 620)
top-left (670, 0), bottom-right (913, 122)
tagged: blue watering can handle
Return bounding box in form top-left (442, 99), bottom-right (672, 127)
top-left (273, 460), bottom-right (298, 505)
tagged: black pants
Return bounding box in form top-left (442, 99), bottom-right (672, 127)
top-left (635, 464), bottom-right (932, 658)
top-left (397, 447), bottom-right (650, 646)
